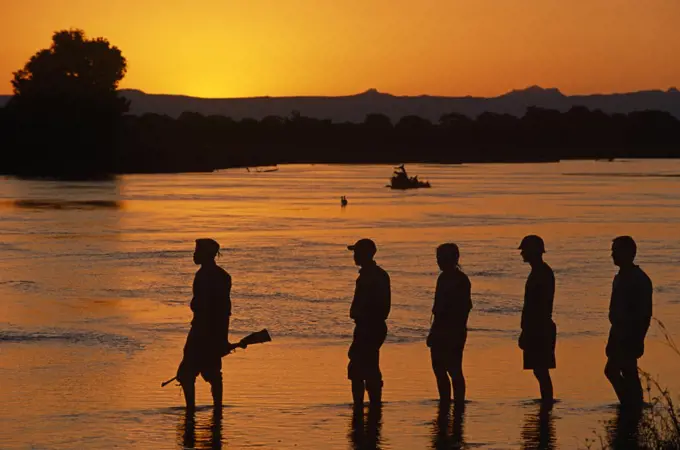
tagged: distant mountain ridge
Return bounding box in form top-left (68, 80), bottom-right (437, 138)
top-left (2, 86), bottom-right (680, 121)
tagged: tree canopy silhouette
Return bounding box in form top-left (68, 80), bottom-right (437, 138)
top-left (6, 29), bottom-right (128, 178)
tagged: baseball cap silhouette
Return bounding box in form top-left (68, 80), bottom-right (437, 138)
top-left (518, 235), bottom-right (545, 253)
top-left (347, 238), bottom-right (377, 255)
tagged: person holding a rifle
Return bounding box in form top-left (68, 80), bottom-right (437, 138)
top-left (176, 238), bottom-right (232, 411)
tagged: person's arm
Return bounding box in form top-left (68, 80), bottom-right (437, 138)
top-left (381, 273), bottom-right (391, 321)
top-left (634, 276), bottom-right (653, 342)
top-left (349, 278), bottom-right (361, 320)
top-left (223, 273), bottom-right (232, 344)
top-left (643, 278), bottom-right (653, 332)
top-left (520, 280), bottom-right (530, 331)
top-left (191, 271), bottom-right (210, 317)
top-left (190, 272), bottom-right (201, 313)
top-left (518, 282), bottom-right (528, 349)
top-left (542, 270), bottom-right (556, 321)
top-left (452, 276), bottom-right (472, 317)
top-left (432, 275), bottom-right (447, 316)
top-left (367, 273), bottom-right (390, 322)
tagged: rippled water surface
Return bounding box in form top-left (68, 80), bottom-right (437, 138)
top-left (1, 161), bottom-right (679, 449)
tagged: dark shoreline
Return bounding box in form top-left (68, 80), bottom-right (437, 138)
top-left (3, 104), bottom-right (680, 177)
top-left (7, 156), bottom-right (680, 179)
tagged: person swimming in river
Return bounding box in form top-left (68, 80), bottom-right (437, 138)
top-left (176, 238), bottom-right (232, 411)
top-left (427, 243), bottom-right (472, 405)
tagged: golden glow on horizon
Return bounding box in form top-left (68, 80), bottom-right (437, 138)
top-left (2, 0), bottom-right (680, 98)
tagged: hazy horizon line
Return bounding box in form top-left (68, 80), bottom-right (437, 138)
top-left (2, 84), bottom-right (679, 100)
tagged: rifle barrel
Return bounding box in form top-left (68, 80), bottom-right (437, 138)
top-left (161, 376), bottom-right (177, 387)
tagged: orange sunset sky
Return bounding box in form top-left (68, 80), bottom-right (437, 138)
top-left (2, 0), bottom-right (679, 98)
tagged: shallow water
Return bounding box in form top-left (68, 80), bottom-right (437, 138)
top-left (1, 161), bottom-right (679, 449)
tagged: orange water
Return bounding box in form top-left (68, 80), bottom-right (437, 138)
top-left (1, 161), bottom-right (679, 449)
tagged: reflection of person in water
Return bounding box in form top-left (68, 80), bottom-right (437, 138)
top-left (348, 404), bottom-right (383, 450)
top-left (520, 403), bottom-right (555, 450)
top-left (430, 402), bottom-right (466, 450)
top-left (179, 408), bottom-right (224, 450)
top-left (605, 404), bottom-right (642, 449)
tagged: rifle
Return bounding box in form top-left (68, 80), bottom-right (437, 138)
top-left (161, 328), bottom-right (272, 387)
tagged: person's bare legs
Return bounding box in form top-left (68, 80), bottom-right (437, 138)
top-left (366, 379), bottom-right (383, 405)
top-left (605, 359), bottom-right (628, 404)
top-left (449, 354), bottom-right (466, 405)
top-left (533, 368), bottom-right (554, 403)
top-left (180, 379), bottom-right (196, 411)
top-left (209, 375), bottom-right (223, 409)
top-left (620, 359), bottom-right (643, 406)
top-left (431, 348), bottom-right (452, 403)
top-left (352, 380), bottom-right (365, 407)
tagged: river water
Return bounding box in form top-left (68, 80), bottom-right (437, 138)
top-left (1, 161), bottom-right (679, 449)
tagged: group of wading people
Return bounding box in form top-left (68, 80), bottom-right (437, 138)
top-left (176, 235), bottom-right (652, 411)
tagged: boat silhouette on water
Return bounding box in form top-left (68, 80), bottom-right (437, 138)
top-left (387, 164), bottom-right (431, 189)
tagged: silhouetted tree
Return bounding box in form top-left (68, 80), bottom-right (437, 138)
top-left (7, 29), bottom-right (128, 177)
top-left (396, 115), bottom-right (435, 156)
top-left (439, 112), bottom-right (472, 128)
top-left (396, 115), bottom-right (433, 132)
top-left (364, 113), bottom-right (393, 130)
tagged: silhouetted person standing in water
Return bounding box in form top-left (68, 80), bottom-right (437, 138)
top-left (518, 235), bottom-right (556, 404)
top-left (605, 236), bottom-right (653, 407)
top-left (427, 243), bottom-right (472, 405)
top-left (177, 238), bottom-right (232, 411)
top-left (347, 238), bottom-right (391, 407)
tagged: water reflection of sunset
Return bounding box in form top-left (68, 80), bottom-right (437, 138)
top-left (1, 162), bottom-right (679, 448)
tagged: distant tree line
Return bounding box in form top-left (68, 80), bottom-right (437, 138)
top-left (110, 106), bottom-right (680, 173)
top-left (1, 29), bottom-right (680, 177)
top-left (4, 100), bottom-right (680, 176)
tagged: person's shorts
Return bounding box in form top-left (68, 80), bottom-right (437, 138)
top-left (347, 323), bottom-right (387, 381)
top-left (177, 354), bottom-right (222, 383)
top-left (430, 339), bottom-right (465, 374)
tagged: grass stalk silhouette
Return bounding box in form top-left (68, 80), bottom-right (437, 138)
top-left (587, 318), bottom-right (680, 449)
